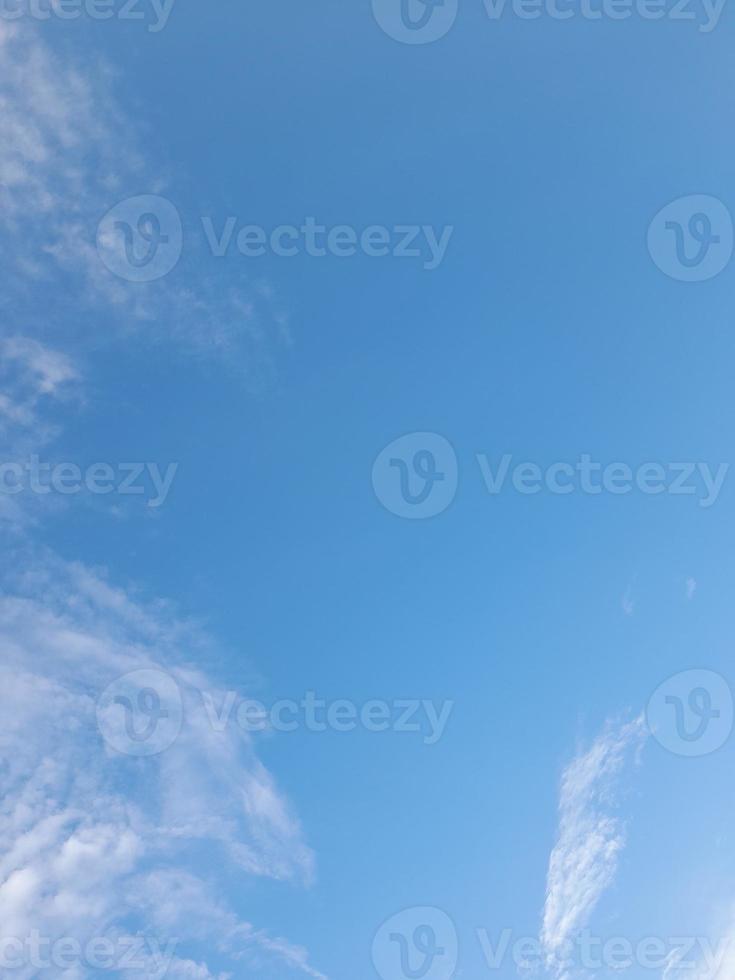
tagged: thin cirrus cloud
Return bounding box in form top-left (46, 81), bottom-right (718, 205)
top-left (0, 21), bottom-right (290, 377)
top-left (540, 717), bottom-right (647, 980)
top-left (621, 584), bottom-right (636, 616)
top-left (0, 336), bottom-right (80, 435)
top-left (662, 913), bottom-right (735, 980)
top-left (0, 336), bottom-right (83, 528)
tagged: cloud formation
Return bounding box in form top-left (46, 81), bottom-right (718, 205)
top-left (0, 336), bottom-right (79, 435)
top-left (0, 547), bottom-right (324, 979)
top-left (0, 22), bottom-right (290, 377)
top-left (541, 717), bottom-right (646, 979)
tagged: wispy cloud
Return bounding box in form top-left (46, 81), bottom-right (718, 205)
top-left (0, 21), bottom-right (322, 979)
top-left (129, 869), bottom-right (327, 980)
top-left (0, 24), bottom-right (290, 378)
top-left (0, 337), bottom-right (83, 529)
top-left (541, 717), bottom-right (646, 979)
top-left (0, 547), bottom-right (324, 980)
top-left (0, 337), bottom-right (78, 395)
top-left (0, 336), bottom-right (80, 435)
top-left (621, 583), bottom-right (636, 616)
top-left (686, 577), bottom-right (697, 601)
top-left (662, 914), bottom-right (734, 980)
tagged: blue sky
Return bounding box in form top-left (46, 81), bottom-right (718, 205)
top-left (1, 2), bottom-right (735, 979)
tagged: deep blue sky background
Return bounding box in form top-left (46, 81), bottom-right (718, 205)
top-left (14, 1), bottom-right (735, 977)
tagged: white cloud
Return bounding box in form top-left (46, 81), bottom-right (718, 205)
top-left (0, 336), bottom-right (78, 396)
top-left (621, 585), bottom-right (635, 616)
top-left (0, 24), bottom-right (290, 375)
top-left (661, 914), bottom-right (734, 980)
top-left (0, 548), bottom-right (324, 980)
top-left (541, 717), bottom-right (646, 979)
top-left (0, 336), bottom-right (79, 438)
top-left (686, 577), bottom-right (697, 601)
top-left (0, 337), bottom-right (83, 529)
top-left (127, 869), bottom-right (327, 980)
top-left (0, 22), bottom-right (320, 979)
